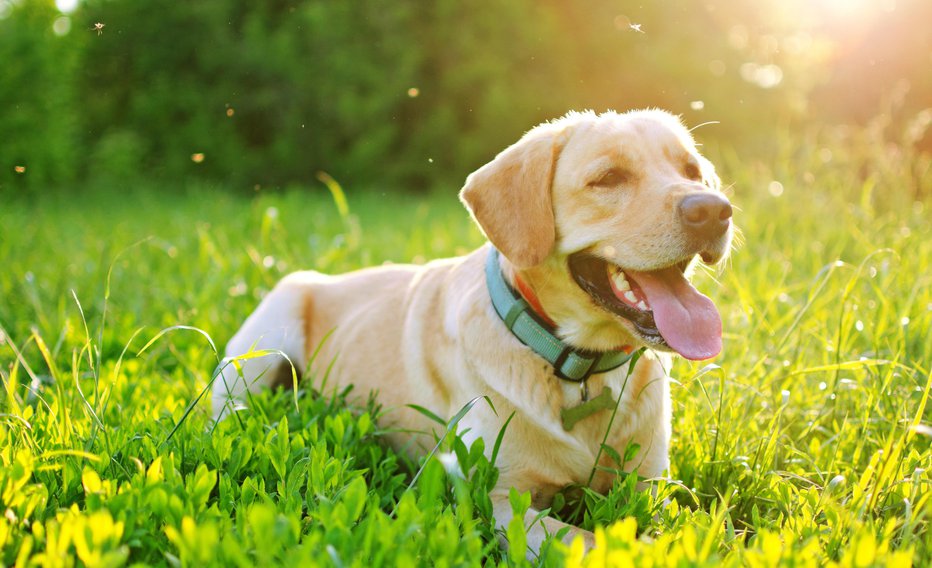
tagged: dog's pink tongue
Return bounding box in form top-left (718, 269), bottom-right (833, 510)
top-left (625, 267), bottom-right (722, 360)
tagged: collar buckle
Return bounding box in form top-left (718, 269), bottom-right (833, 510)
top-left (553, 346), bottom-right (599, 383)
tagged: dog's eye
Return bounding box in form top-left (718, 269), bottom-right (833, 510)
top-left (591, 169), bottom-right (630, 187)
top-left (684, 163), bottom-right (702, 181)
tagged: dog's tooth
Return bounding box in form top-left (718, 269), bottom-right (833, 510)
top-left (624, 291), bottom-right (637, 304)
top-left (609, 269), bottom-right (630, 291)
top-left (610, 272), bottom-right (623, 289)
top-left (637, 300), bottom-right (648, 311)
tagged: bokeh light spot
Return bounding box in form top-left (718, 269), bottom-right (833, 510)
top-left (53, 15), bottom-right (71, 36)
top-left (740, 63), bottom-right (783, 89)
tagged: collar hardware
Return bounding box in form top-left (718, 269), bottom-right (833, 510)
top-left (485, 247), bottom-right (635, 383)
top-left (553, 345), bottom-right (598, 382)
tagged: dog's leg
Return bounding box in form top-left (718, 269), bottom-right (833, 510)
top-left (492, 495), bottom-right (595, 558)
top-left (212, 273), bottom-right (315, 421)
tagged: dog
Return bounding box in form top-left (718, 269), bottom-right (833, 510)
top-left (212, 109), bottom-right (733, 553)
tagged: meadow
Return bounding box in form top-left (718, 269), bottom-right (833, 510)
top-left (1, 120), bottom-right (930, 567)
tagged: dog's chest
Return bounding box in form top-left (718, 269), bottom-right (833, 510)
top-left (552, 362), bottom-right (669, 488)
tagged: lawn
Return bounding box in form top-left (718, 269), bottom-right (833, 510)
top-left (1, 131), bottom-right (930, 566)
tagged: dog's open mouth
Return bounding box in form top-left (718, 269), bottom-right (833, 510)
top-left (568, 252), bottom-right (722, 360)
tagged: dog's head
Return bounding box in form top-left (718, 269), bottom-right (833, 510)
top-left (460, 110), bottom-right (733, 360)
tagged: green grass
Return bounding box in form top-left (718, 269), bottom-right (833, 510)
top-left (1, 126), bottom-right (930, 566)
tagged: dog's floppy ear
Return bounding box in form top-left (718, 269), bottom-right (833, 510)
top-left (459, 132), bottom-right (559, 268)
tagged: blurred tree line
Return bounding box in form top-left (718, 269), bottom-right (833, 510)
top-left (1, 0), bottom-right (930, 194)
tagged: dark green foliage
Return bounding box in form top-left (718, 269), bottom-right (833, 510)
top-left (0, 0), bottom-right (80, 191)
top-left (3, 0), bottom-right (930, 195)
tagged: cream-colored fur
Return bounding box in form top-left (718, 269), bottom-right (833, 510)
top-left (213, 109), bottom-right (732, 555)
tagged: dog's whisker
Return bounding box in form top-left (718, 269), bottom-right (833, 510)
top-left (688, 120), bottom-right (721, 133)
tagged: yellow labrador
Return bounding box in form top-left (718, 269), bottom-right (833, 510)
top-left (213, 109), bottom-right (733, 553)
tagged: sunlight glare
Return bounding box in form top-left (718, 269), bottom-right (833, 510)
top-left (817, 0), bottom-right (876, 18)
top-left (55, 0), bottom-right (78, 15)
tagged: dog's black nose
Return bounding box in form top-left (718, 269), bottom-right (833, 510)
top-left (678, 193), bottom-right (732, 240)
